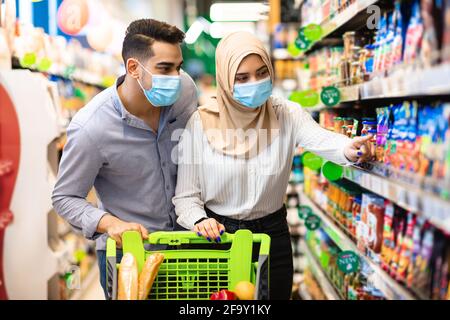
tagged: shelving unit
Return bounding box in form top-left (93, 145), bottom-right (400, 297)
top-left (298, 188), bottom-right (418, 300)
top-left (343, 165), bottom-right (450, 233)
top-left (301, 241), bottom-right (343, 300)
top-left (299, 0), bottom-right (380, 57)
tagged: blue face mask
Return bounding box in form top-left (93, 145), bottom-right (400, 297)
top-left (233, 77), bottom-right (272, 109)
top-left (135, 60), bottom-right (181, 107)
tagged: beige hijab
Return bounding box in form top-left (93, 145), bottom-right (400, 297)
top-left (197, 31), bottom-right (280, 159)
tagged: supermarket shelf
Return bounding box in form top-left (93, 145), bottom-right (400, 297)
top-left (299, 190), bottom-right (417, 300)
top-left (302, 84), bottom-right (360, 112)
top-left (301, 242), bottom-right (343, 300)
top-left (69, 265), bottom-right (99, 300)
top-left (300, 0), bottom-right (380, 56)
top-left (360, 63), bottom-right (450, 100)
top-left (343, 165), bottom-right (450, 233)
top-left (300, 191), bottom-right (356, 252)
top-left (12, 58), bottom-right (108, 89)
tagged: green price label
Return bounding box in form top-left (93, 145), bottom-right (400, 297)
top-left (37, 57), bottom-right (52, 72)
top-left (303, 24), bottom-right (323, 42)
top-left (322, 161), bottom-right (343, 181)
top-left (289, 89), bottom-right (319, 107)
top-left (298, 205), bottom-right (312, 219)
top-left (337, 251), bottom-right (360, 274)
top-left (20, 53), bottom-right (37, 68)
top-left (287, 42), bottom-right (302, 57)
top-left (302, 152), bottom-right (323, 170)
top-left (305, 213), bottom-right (321, 230)
top-left (64, 65), bottom-right (76, 78)
top-left (320, 86), bottom-right (341, 106)
top-left (294, 34), bottom-right (311, 51)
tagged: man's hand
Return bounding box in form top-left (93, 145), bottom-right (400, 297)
top-left (344, 135), bottom-right (375, 164)
top-left (97, 214), bottom-right (148, 247)
top-left (194, 218), bottom-right (225, 242)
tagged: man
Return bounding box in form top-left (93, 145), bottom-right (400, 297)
top-left (52, 19), bottom-right (197, 296)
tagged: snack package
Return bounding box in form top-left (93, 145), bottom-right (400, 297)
top-left (392, 1), bottom-right (405, 67)
top-left (382, 13), bottom-right (395, 73)
top-left (403, 0), bottom-right (424, 65)
top-left (376, 107), bottom-right (390, 162)
top-left (362, 193), bottom-right (385, 253)
top-left (396, 212), bottom-right (416, 282)
top-left (138, 253), bottom-right (165, 300)
top-left (380, 202), bottom-right (395, 271)
top-left (420, 0), bottom-right (440, 66)
top-left (407, 217), bottom-right (426, 288)
top-left (389, 210), bottom-right (406, 277)
top-left (118, 253), bottom-right (139, 300)
top-left (412, 227), bottom-right (434, 293)
top-left (442, 0), bottom-right (450, 62)
top-left (373, 14), bottom-right (387, 74)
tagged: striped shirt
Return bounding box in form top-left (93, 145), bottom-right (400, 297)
top-left (173, 96), bottom-right (352, 230)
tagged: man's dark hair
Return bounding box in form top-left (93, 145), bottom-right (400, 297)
top-left (122, 19), bottom-right (185, 63)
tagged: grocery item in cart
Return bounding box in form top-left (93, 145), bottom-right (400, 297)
top-left (118, 253), bottom-right (139, 300)
top-left (138, 253), bottom-right (164, 300)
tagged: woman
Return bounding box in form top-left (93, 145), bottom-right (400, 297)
top-left (173, 32), bottom-right (373, 300)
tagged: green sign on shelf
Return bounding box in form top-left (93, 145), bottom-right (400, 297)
top-left (322, 161), bottom-right (343, 181)
top-left (320, 86), bottom-right (341, 106)
top-left (64, 65), bottom-right (76, 78)
top-left (20, 53), bottom-right (36, 68)
top-left (298, 205), bottom-right (312, 219)
top-left (303, 24), bottom-right (323, 42)
top-left (37, 57), bottom-right (52, 72)
top-left (294, 34), bottom-right (310, 51)
top-left (337, 251), bottom-right (359, 274)
top-left (302, 152), bottom-right (323, 170)
top-left (305, 213), bottom-right (321, 231)
top-left (287, 42), bottom-right (302, 57)
top-left (289, 89), bottom-right (319, 108)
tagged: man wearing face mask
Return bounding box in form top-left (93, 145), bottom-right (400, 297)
top-left (52, 19), bottom-right (197, 296)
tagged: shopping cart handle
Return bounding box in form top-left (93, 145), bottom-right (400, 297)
top-left (147, 231), bottom-right (233, 245)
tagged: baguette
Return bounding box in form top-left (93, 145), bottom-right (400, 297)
top-left (138, 253), bottom-right (165, 300)
top-left (117, 253), bottom-right (139, 300)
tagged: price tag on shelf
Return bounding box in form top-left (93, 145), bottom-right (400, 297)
top-left (371, 176), bottom-right (383, 197)
top-left (396, 186), bottom-right (407, 208)
top-left (302, 24), bottom-right (323, 42)
top-left (337, 251), bottom-right (359, 274)
top-left (298, 205), bottom-right (312, 219)
top-left (294, 34), bottom-right (310, 51)
top-left (305, 213), bottom-right (321, 231)
top-left (406, 190), bottom-right (419, 212)
top-left (320, 86), bottom-right (341, 107)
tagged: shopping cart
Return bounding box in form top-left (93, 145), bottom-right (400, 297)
top-left (106, 229), bottom-right (270, 300)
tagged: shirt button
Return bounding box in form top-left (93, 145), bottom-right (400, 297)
top-left (166, 185), bottom-right (170, 190)
top-left (162, 162), bottom-right (166, 167)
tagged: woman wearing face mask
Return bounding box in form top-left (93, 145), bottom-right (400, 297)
top-left (173, 32), bottom-right (374, 300)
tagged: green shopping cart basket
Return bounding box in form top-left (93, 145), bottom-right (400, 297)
top-left (106, 229), bottom-right (271, 300)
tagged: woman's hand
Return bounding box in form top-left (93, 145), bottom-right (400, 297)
top-left (194, 218), bottom-right (225, 242)
top-left (344, 135), bottom-right (375, 164)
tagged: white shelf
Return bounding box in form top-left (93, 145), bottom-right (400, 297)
top-left (299, 0), bottom-right (380, 57)
top-left (343, 165), bottom-right (450, 233)
top-left (319, 0), bottom-right (380, 38)
top-left (360, 63), bottom-right (450, 99)
top-left (301, 241), bottom-right (342, 300)
top-left (299, 189), bottom-right (417, 300)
